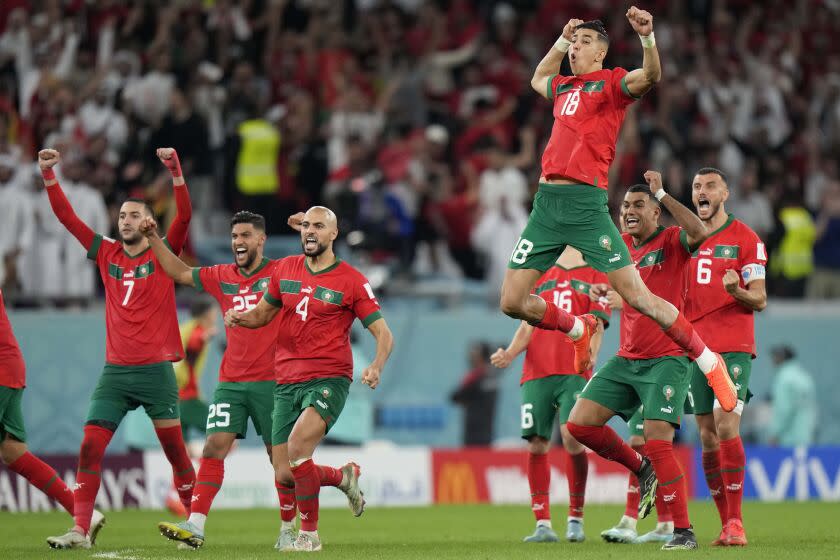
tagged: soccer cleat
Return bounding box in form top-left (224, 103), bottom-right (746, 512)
top-left (635, 524), bottom-right (674, 544)
top-left (158, 520), bottom-right (205, 549)
top-left (90, 509), bottom-right (106, 546)
top-left (275, 525), bottom-right (297, 551)
top-left (661, 527), bottom-right (698, 550)
top-left (46, 529), bottom-right (91, 549)
top-left (711, 526), bottom-right (728, 546)
top-left (566, 519), bottom-right (585, 542)
top-left (723, 518), bottom-right (747, 546)
top-left (523, 524), bottom-right (559, 543)
top-left (636, 457), bottom-right (658, 519)
top-left (572, 314), bottom-right (598, 373)
top-left (166, 495), bottom-right (188, 518)
top-left (705, 353), bottom-right (737, 412)
top-left (293, 530), bottom-right (322, 552)
top-left (600, 521), bottom-right (637, 544)
top-left (339, 462), bottom-right (365, 517)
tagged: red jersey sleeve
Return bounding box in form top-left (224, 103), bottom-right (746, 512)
top-left (351, 275), bottom-right (382, 328)
top-left (194, 265), bottom-right (222, 299)
top-left (163, 184), bottom-right (192, 255)
top-left (86, 234), bottom-right (118, 263)
top-left (45, 180), bottom-right (96, 250)
top-left (587, 270), bottom-right (612, 326)
top-left (738, 229), bottom-right (768, 285)
top-left (264, 263), bottom-right (285, 308)
top-left (609, 67), bottom-right (640, 110)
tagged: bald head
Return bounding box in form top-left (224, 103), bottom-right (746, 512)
top-left (300, 206), bottom-right (338, 257)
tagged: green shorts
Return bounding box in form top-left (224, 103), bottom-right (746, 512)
top-left (207, 381), bottom-right (275, 446)
top-left (271, 377), bottom-right (351, 446)
top-left (627, 406), bottom-right (644, 438)
top-left (688, 352), bottom-right (753, 415)
top-left (0, 386), bottom-right (26, 442)
top-left (508, 184), bottom-right (633, 273)
top-left (87, 362), bottom-right (179, 426)
top-left (179, 398), bottom-right (208, 439)
top-left (520, 375), bottom-right (586, 440)
top-left (581, 355), bottom-right (691, 427)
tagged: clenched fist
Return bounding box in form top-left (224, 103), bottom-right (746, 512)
top-left (156, 148), bottom-right (182, 175)
top-left (723, 269), bottom-right (740, 294)
top-left (139, 217), bottom-right (159, 238)
top-left (562, 18), bottom-right (584, 41)
top-left (490, 348), bottom-right (513, 369)
top-left (626, 6), bottom-right (654, 36)
top-left (38, 149), bottom-right (60, 170)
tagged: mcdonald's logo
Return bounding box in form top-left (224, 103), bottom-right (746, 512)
top-left (437, 461), bottom-right (479, 503)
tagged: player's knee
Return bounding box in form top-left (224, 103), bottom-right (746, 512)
top-left (201, 439), bottom-right (228, 460)
top-left (275, 467), bottom-right (294, 487)
top-left (499, 290), bottom-right (523, 318)
top-left (698, 427), bottom-right (719, 451)
top-left (527, 436), bottom-right (550, 455)
top-left (0, 440), bottom-right (26, 466)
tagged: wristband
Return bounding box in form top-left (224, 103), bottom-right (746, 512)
top-left (639, 32), bottom-right (655, 49)
top-left (554, 36), bottom-right (571, 52)
top-left (41, 168), bottom-right (56, 181)
top-left (654, 188), bottom-right (666, 201)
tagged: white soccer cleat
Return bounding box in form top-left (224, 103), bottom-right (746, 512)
top-left (46, 529), bottom-right (91, 549)
top-left (275, 524), bottom-right (297, 551)
top-left (293, 530), bottom-right (322, 552)
top-left (601, 516), bottom-right (638, 544)
top-left (90, 510), bottom-right (106, 545)
top-left (338, 462), bottom-right (365, 517)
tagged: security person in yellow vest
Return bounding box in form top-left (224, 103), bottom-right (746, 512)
top-left (770, 194), bottom-right (816, 297)
top-left (232, 114), bottom-right (283, 232)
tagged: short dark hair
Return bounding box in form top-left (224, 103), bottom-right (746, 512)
top-left (576, 20), bottom-right (609, 44)
top-left (230, 211), bottom-right (266, 231)
top-left (626, 183), bottom-right (659, 204)
top-left (695, 167), bottom-right (727, 183)
top-left (121, 197), bottom-right (154, 216)
top-left (190, 296), bottom-right (214, 319)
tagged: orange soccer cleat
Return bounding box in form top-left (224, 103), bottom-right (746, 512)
top-left (724, 518), bottom-right (748, 546)
top-left (711, 525), bottom-right (728, 546)
top-left (572, 314), bottom-right (598, 374)
top-left (705, 353), bottom-right (737, 412)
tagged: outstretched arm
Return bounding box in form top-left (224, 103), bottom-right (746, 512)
top-left (225, 296), bottom-right (280, 329)
top-left (361, 318), bottom-right (394, 390)
top-left (490, 321), bottom-right (534, 368)
top-left (157, 148), bottom-right (192, 254)
top-left (138, 217), bottom-right (196, 287)
top-left (622, 6), bottom-right (661, 97)
top-left (38, 149), bottom-right (96, 250)
top-left (644, 170), bottom-right (707, 250)
top-left (531, 19), bottom-right (581, 99)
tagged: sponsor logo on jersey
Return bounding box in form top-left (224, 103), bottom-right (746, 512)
top-left (322, 388), bottom-right (331, 398)
top-left (191, 494), bottom-right (200, 502)
top-left (609, 253), bottom-right (622, 263)
top-left (660, 406), bottom-right (674, 414)
top-left (663, 491), bottom-right (677, 502)
top-left (531, 503), bottom-right (546, 511)
top-left (727, 483), bottom-right (742, 491)
top-left (599, 235), bottom-right (612, 251)
top-left (316, 400), bottom-right (328, 409)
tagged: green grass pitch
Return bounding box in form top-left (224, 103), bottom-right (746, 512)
top-left (0, 502), bottom-right (835, 559)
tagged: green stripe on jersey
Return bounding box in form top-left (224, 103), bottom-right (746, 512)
top-left (221, 281), bottom-right (240, 295)
top-left (571, 279), bottom-right (591, 294)
top-left (108, 263), bottom-right (123, 280)
top-left (582, 80), bottom-right (605, 92)
top-left (314, 286), bottom-right (343, 305)
top-left (638, 249), bottom-right (665, 268)
top-left (554, 83), bottom-right (574, 97)
top-left (534, 279), bottom-right (556, 295)
top-left (279, 280), bottom-right (301, 294)
top-left (714, 245), bottom-right (740, 259)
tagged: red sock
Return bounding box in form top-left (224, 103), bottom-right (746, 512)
top-left (566, 423), bottom-right (642, 473)
top-left (527, 452), bottom-right (550, 522)
top-left (565, 451), bottom-right (588, 518)
top-left (190, 458), bottom-right (224, 517)
top-left (645, 440), bottom-right (690, 529)
top-left (624, 444), bottom-right (644, 518)
top-left (317, 464), bottom-right (343, 487)
top-left (9, 452), bottom-right (74, 515)
top-left (535, 299), bottom-right (575, 332)
top-left (155, 425), bottom-right (196, 514)
top-left (720, 436), bottom-right (746, 521)
top-left (291, 459), bottom-right (320, 531)
top-left (276, 480), bottom-right (297, 522)
top-left (74, 425), bottom-right (113, 534)
top-left (663, 313), bottom-right (706, 360)
top-left (702, 449), bottom-right (728, 525)
top-left (655, 484), bottom-right (674, 523)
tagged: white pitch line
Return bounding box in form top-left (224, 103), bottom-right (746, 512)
top-left (91, 550), bottom-right (146, 560)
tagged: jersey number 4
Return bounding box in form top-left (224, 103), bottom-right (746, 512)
top-left (296, 296), bottom-right (309, 321)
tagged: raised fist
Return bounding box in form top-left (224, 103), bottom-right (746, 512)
top-left (156, 148), bottom-right (182, 174)
top-left (287, 212), bottom-right (305, 232)
top-left (562, 18), bottom-right (584, 41)
top-left (38, 149), bottom-right (60, 170)
top-left (626, 6), bottom-right (654, 36)
top-left (643, 170), bottom-right (664, 194)
top-left (138, 216), bottom-right (158, 237)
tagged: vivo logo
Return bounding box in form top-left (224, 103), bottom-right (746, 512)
top-left (749, 448), bottom-right (840, 501)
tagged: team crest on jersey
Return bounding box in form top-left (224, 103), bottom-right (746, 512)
top-left (662, 385), bottom-right (674, 401)
top-left (732, 365), bottom-right (742, 379)
top-left (322, 388), bottom-right (331, 398)
top-left (599, 235), bottom-right (612, 251)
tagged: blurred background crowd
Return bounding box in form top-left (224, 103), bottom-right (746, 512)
top-left (1, 0), bottom-right (840, 306)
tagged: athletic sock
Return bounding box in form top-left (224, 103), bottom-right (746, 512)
top-left (73, 425), bottom-right (114, 535)
top-left (565, 451), bottom-right (588, 519)
top-left (535, 299), bottom-right (576, 334)
top-left (8, 452), bottom-right (74, 515)
top-left (155, 425), bottom-right (196, 514)
top-left (644, 440), bottom-right (690, 529)
top-left (276, 480), bottom-right (297, 523)
top-left (566, 423), bottom-right (642, 472)
top-left (663, 313), bottom-right (706, 362)
top-left (316, 464), bottom-right (343, 487)
top-left (720, 436), bottom-right (746, 521)
top-left (189, 458), bottom-right (224, 525)
top-left (624, 444), bottom-right (644, 518)
top-left (702, 449), bottom-right (728, 526)
top-left (654, 484), bottom-right (674, 523)
top-left (527, 452), bottom-right (550, 522)
top-left (291, 459), bottom-right (320, 531)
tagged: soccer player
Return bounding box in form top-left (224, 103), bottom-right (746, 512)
top-left (685, 168), bottom-right (767, 547)
top-left (1, 288), bottom-right (106, 545)
top-left (499, 8), bottom-right (735, 412)
top-left (225, 206), bottom-right (394, 552)
top-left (566, 171), bottom-right (710, 550)
top-left (175, 297), bottom-right (217, 444)
top-left (39, 148), bottom-right (196, 549)
top-left (490, 247), bottom-right (610, 543)
top-left (143, 211), bottom-right (369, 550)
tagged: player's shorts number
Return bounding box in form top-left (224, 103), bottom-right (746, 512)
top-left (697, 258), bottom-right (713, 284)
top-left (560, 90), bottom-right (581, 116)
top-left (510, 238), bottom-right (534, 265)
top-left (206, 403), bottom-right (231, 429)
top-left (233, 294), bottom-right (258, 311)
top-left (553, 289), bottom-right (573, 313)
top-left (521, 403), bottom-right (534, 429)
top-left (296, 296), bottom-right (309, 321)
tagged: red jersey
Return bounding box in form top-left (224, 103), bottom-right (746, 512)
top-left (0, 289), bottom-right (25, 388)
top-left (264, 256), bottom-right (382, 383)
top-left (195, 257), bottom-right (280, 382)
top-left (542, 67), bottom-right (637, 189)
top-left (522, 265), bottom-right (611, 383)
top-left (178, 324), bottom-right (207, 400)
top-left (619, 227), bottom-right (691, 360)
top-left (87, 234), bottom-right (184, 365)
top-left (685, 216), bottom-right (766, 356)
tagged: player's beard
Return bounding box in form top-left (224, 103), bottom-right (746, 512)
top-left (302, 240), bottom-right (327, 258)
top-left (238, 248), bottom-right (257, 270)
top-left (120, 230), bottom-right (143, 245)
top-left (699, 200), bottom-right (723, 222)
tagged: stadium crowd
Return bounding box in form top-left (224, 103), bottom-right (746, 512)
top-left (1, 0), bottom-right (839, 304)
